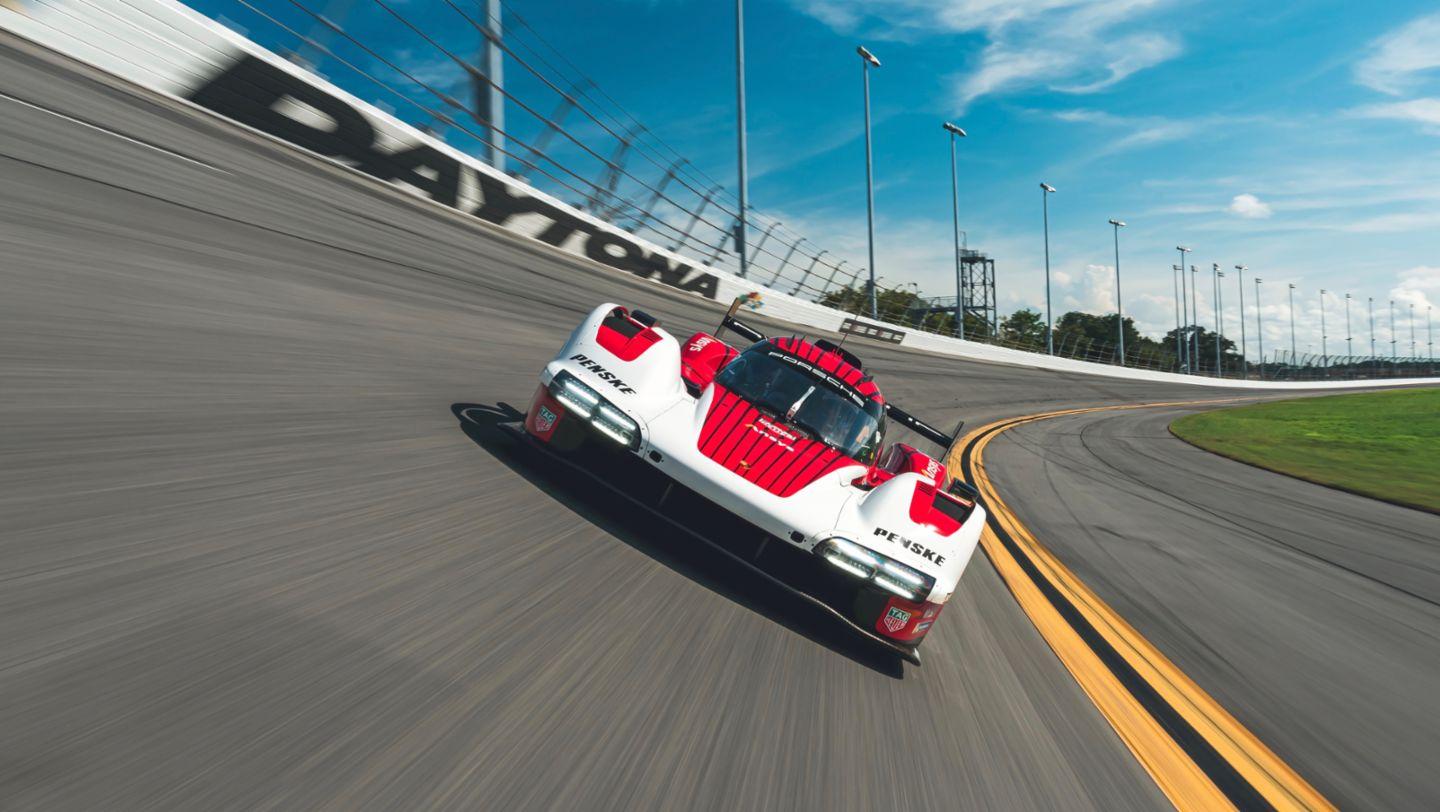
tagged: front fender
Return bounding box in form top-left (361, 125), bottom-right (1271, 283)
top-left (544, 303), bottom-right (687, 425)
top-left (837, 472), bottom-right (984, 603)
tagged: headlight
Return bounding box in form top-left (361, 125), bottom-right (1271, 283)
top-left (550, 371), bottom-right (599, 418)
top-left (592, 403), bottom-right (638, 447)
top-left (821, 537), bottom-right (878, 578)
top-left (873, 572), bottom-right (921, 600)
top-left (818, 537), bottom-right (933, 601)
top-left (548, 371), bottom-right (640, 449)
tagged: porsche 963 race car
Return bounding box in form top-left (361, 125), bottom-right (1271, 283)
top-left (508, 301), bottom-right (985, 663)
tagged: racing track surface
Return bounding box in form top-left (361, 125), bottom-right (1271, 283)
top-left (0, 35), bottom-right (1430, 809)
top-left (985, 407), bottom-right (1440, 810)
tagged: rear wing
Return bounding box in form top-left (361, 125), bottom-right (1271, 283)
top-left (715, 297), bottom-right (766, 344)
top-left (714, 299), bottom-right (963, 452)
top-left (885, 404), bottom-right (961, 451)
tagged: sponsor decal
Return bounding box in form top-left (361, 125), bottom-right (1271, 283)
top-left (923, 458), bottom-right (944, 480)
top-left (569, 354), bottom-right (636, 394)
top-left (686, 334), bottom-right (716, 353)
top-left (766, 351), bottom-right (864, 406)
top-left (754, 416), bottom-right (797, 441)
top-left (744, 416), bottom-right (797, 451)
top-left (923, 606), bottom-right (937, 619)
top-left (883, 606), bottom-right (912, 633)
top-left (535, 405), bottom-right (557, 433)
top-left (840, 318), bottom-right (905, 344)
top-left (915, 621), bottom-right (933, 633)
top-left (185, 56), bottom-right (719, 300)
top-left (873, 526), bottom-right (947, 566)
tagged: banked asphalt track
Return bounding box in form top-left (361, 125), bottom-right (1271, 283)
top-left (2, 35), bottom-right (1438, 810)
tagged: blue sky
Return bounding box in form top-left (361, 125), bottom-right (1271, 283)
top-left (206, 0), bottom-right (1440, 358)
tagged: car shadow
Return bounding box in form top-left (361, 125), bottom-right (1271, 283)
top-left (451, 402), bottom-right (906, 678)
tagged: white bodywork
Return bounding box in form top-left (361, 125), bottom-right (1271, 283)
top-left (541, 304), bottom-right (985, 604)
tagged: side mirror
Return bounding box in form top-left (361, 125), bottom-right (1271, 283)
top-left (948, 479), bottom-right (980, 502)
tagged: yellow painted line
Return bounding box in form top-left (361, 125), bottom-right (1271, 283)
top-left (946, 400), bottom-right (1334, 812)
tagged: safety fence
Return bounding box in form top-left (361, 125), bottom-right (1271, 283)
top-left (6, 0), bottom-right (1436, 389)
top-left (205, 0), bottom-right (1440, 384)
top-left (194, 0), bottom-right (867, 301)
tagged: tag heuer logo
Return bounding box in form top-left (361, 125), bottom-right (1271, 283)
top-left (535, 405), bottom-right (557, 433)
top-left (882, 606), bottom-right (912, 633)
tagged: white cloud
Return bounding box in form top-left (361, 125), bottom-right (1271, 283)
top-left (957, 11), bottom-right (1182, 109)
top-left (1355, 12), bottom-right (1440, 95)
top-left (1052, 109), bottom-right (1119, 124)
top-left (1051, 33), bottom-right (1182, 94)
top-left (1081, 263), bottom-right (1117, 313)
top-left (1341, 211), bottom-right (1440, 233)
top-left (1057, 264), bottom-right (1123, 317)
top-left (1352, 97), bottom-right (1440, 133)
top-left (791, 0), bottom-right (1184, 110)
top-left (1227, 193), bottom-right (1272, 219)
top-left (1049, 108), bottom-right (1264, 159)
top-left (1390, 265), bottom-right (1439, 312)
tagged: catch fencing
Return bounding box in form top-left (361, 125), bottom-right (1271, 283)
top-left (4, 0), bottom-right (1436, 389)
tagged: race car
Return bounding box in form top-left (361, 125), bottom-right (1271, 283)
top-left (507, 300), bottom-right (985, 663)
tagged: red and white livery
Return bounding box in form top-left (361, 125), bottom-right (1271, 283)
top-left (514, 302), bottom-right (985, 663)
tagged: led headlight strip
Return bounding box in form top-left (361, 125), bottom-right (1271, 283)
top-left (820, 537), bottom-right (934, 601)
top-left (549, 371), bottom-right (639, 449)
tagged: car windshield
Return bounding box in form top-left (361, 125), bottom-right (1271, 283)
top-left (715, 346), bottom-right (884, 463)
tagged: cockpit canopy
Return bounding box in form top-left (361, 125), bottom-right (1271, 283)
top-left (714, 341), bottom-right (885, 464)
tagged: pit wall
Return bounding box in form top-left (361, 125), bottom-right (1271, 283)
top-left (4, 0), bottom-right (1435, 390)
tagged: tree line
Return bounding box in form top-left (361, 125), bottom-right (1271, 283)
top-left (817, 283), bottom-right (1240, 371)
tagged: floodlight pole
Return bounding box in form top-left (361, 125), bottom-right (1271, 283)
top-left (1368, 297), bottom-right (1376, 368)
top-left (1319, 289), bottom-right (1328, 372)
top-left (1177, 246), bottom-right (1191, 371)
top-left (1390, 299), bottom-right (1397, 360)
top-left (945, 122), bottom-right (967, 339)
top-left (734, 0), bottom-right (749, 277)
top-left (1042, 183), bottom-right (1057, 354)
top-left (1344, 293), bottom-right (1353, 365)
top-left (1429, 306), bottom-right (1434, 363)
top-left (1110, 219), bottom-right (1126, 364)
top-left (1234, 265), bottom-right (1247, 378)
top-left (1172, 264), bottom-right (1185, 372)
top-left (1411, 303), bottom-right (1418, 357)
top-left (1191, 265), bottom-right (1200, 372)
top-left (1254, 277), bottom-right (1264, 380)
top-left (1287, 284), bottom-right (1297, 366)
top-left (476, 0), bottom-right (504, 172)
top-left (1214, 265), bottom-right (1224, 376)
top-left (858, 46), bottom-right (881, 319)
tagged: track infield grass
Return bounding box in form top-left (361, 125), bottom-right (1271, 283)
top-left (1170, 388), bottom-right (1440, 514)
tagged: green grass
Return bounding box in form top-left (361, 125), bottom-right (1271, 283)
top-left (1170, 388), bottom-right (1440, 513)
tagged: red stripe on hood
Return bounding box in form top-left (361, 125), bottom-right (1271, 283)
top-left (698, 385), bottom-right (860, 496)
top-left (699, 390), bottom-right (745, 456)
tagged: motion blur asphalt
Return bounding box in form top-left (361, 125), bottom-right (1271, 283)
top-left (985, 406), bottom-right (1440, 810)
top-left (0, 33), bottom-right (1428, 810)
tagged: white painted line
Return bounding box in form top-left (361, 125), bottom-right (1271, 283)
top-left (0, 89), bottom-right (227, 172)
